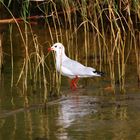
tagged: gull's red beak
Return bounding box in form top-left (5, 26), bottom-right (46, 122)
top-left (48, 47), bottom-right (52, 52)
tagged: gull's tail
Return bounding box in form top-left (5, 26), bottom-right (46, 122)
top-left (93, 70), bottom-right (104, 76)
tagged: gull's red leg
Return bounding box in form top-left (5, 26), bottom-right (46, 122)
top-left (70, 76), bottom-right (79, 90)
top-left (74, 76), bottom-right (79, 84)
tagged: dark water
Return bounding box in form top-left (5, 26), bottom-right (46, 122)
top-left (0, 24), bottom-right (140, 140)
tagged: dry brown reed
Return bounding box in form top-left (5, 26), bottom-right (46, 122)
top-left (0, 33), bottom-right (3, 74)
top-left (1, 0), bottom-right (140, 96)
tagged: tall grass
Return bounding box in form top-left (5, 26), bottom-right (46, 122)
top-left (0, 0), bottom-right (140, 98)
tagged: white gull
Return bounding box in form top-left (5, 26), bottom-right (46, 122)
top-left (48, 42), bottom-right (103, 90)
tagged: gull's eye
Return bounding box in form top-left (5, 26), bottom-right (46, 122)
top-left (54, 45), bottom-right (57, 48)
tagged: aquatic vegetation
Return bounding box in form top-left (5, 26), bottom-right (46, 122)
top-left (0, 0), bottom-right (140, 100)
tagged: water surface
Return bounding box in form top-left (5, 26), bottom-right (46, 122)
top-left (0, 24), bottom-right (140, 140)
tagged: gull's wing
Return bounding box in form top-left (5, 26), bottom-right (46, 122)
top-left (62, 57), bottom-right (97, 77)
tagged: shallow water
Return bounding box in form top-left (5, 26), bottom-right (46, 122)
top-left (1, 89), bottom-right (140, 140)
top-left (0, 24), bottom-right (140, 140)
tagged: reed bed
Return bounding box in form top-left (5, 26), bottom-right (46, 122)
top-left (0, 0), bottom-right (140, 100)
